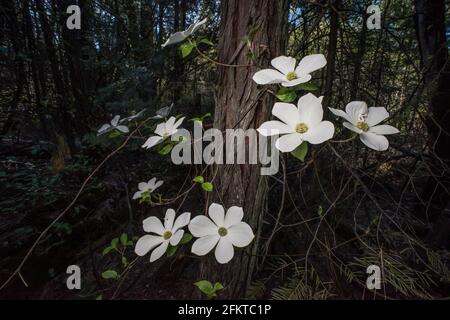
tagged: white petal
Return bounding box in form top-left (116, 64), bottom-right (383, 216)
top-left (257, 121), bottom-right (294, 136)
top-left (343, 122), bottom-right (363, 134)
top-left (281, 74), bottom-right (312, 87)
top-left (208, 203), bottom-right (225, 226)
top-left (328, 107), bottom-right (351, 123)
top-left (149, 241), bottom-right (169, 262)
top-left (215, 237), bottom-right (234, 264)
top-left (135, 235), bottom-right (164, 256)
top-left (154, 122), bottom-right (167, 136)
top-left (191, 235), bottom-right (220, 256)
top-left (132, 191), bottom-right (142, 200)
top-left (154, 180), bottom-right (164, 189)
top-left (189, 216), bottom-right (218, 237)
top-left (360, 132), bottom-right (389, 151)
top-left (147, 178), bottom-right (157, 189)
top-left (366, 107), bottom-right (389, 126)
top-left (172, 117), bottom-right (185, 131)
top-left (161, 32), bottom-right (186, 48)
top-left (170, 229), bottom-right (184, 246)
top-left (164, 209), bottom-right (176, 230)
top-left (111, 115), bottom-right (120, 126)
top-left (227, 222), bottom-right (254, 247)
top-left (188, 17), bottom-right (208, 35)
top-left (138, 182), bottom-right (149, 191)
top-left (272, 102), bottom-right (301, 128)
top-left (116, 125), bottom-right (129, 133)
top-left (172, 212), bottom-right (191, 232)
top-left (97, 124), bottom-right (111, 134)
top-left (165, 117), bottom-right (177, 133)
top-left (297, 93), bottom-right (323, 126)
top-left (224, 206), bottom-right (244, 228)
top-left (143, 216), bottom-right (165, 235)
top-left (271, 56), bottom-right (296, 75)
top-left (302, 121), bottom-right (335, 144)
top-left (142, 136), bottom-right (163, 149)
top-left (275, 133), bottom-right (303, 152)
top-left (345, 101), bottom-right (368, 125)
top-left (369, 124), bottom-right (399, 135)
top-left (295, 54), bottom-right (327, 76)
top-left (252, 69), bottom-right (285, 85)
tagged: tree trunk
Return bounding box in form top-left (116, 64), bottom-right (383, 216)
top-left (200, 0), bottom-right (288, 298)
top-left (414, 0), bottom-right (450, 248)
top-left (323, 0), bottom-right (340, 107)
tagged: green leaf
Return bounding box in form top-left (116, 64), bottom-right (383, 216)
top-left (180, 233), bottom-right (193, 244)
top-left (110, 238), bottom-right (119, 248)
top-left (193, 176), bottom-right (204, 184)
top-left (275, 87), bottom-right (297, 103)
top-left (293, 82), bottom-right (319, 92)
top-left (180, 42), bottom-right (196, 58)
top-left (198, 38), bottom-right (214, 46)
top-left (166, 245), bottom-right (178, 257)
top-left (194, 280), bottom-right (214, 295)
top-left (102, 246), bottom-right (113, 255)
top-left (213, 282), bottom-right (224, 291)
top-left (120, 233), bottom-right (128, 246)
top-left (101, 270), bottom-right (119, 280)
top-left (158, 143), bottom-right (174, 155)
top-left (291, 142), bottom-right (308, 161)
top-left (122, 256), bottom-right (128, 267)
top-left (201, 182), bottom-right (213, 192)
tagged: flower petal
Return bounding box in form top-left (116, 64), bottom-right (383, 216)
top-left (142, 136), bottom-right (163, 149)
top-left (187, 17), bottom-right (208, 36)
top-left (345, 101), bottom-right (368, 125)
top-left (170, 229), bottom-right (184, 246)
top-left (154, 122), bottom-right (167, 136)
top-left (173, 117), bottom-right (185, 131)
top-left (132, 191), bottom-right (142, 200)
top-left (275, 133), bottom-right (303, 152)
top-left (369, 124), bottom-right (399, 135)
top-left (153, 180), bottom-right (164, 190)
top-left (111, 115), bottom-right (120, 126)
top-left (165, 117), bottom-right (177, 133)
top-left (360, 132), bottom-right (389, 151)
top-left (172, 212), bottom-right (191, 232)
top-left (295, 54), bottom-right (327, 76)
top-left (227, 222), bottom-right (255, 247)
top-left (215, 237), bottom-right (234, 264)
top-left (257, 121), bottom-right (294, 136)
top-left (191, 234), bottom-right (220, 256)
top-left (161, 31), bottom-right (186, 48)
top-left (116, 125), bottom-right (129, 133)
top-left (135, 235), bottom-right (164, 256)
top-left (208, 203), bottom-right (225, 226)
top-left (272, 102), bottom-right (301, 128)
top-left (343, 122), bottom-right (363, 134)
top-left (328, 107), bottom-right (351, 123)
top-left (297, 93), bottom-right (323, 126)
top-left (271, 56), bottom-right (296, 75)
top-left (97, 124), bottom-right (111, 134)
top-left (366, 107), bottom-right (389, 126)
top-left (143, 216), bottom-right (165, 235)
top-left (164, 209), bottom-right (176, 230)
top-left (302, 121), bottom-right (335, 144)
top-left (149, 240), bottom-right (169, 262)
top-left (147, 178), bottom-right (157, 189)
top-left (224, 206), bottom-right (244, 228)
top-left (138, 182), bottom-right (149, 191)
top-left (281, 74), bottom-right (312, 87)
top-left (252, 69), bottom-right (285, 85)
top-left (189, 216), bottom-right (218, 237)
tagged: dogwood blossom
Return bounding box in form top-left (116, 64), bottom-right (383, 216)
top-left (162, 18), bottom-right (208, 48)
top-left (253, 54), bottom-right (326, 87)
top-left (257, 93), bottom-right (335, 152)
top-left (135, 209), bottom-right (191, 262)
top-left (132, 177), bottom-right (164, 200)
top-left (120, 109), bottom-right (146, 123)
top-left (329, 101), bottom-right (399, 151)
top-left (188, 203), bottom-right (254, 264)
top-left (142, 116), bottom-right (185, 149)
top-left (97, 115), bottom-right (129, 136)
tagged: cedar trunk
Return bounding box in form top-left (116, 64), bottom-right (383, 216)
top-left (200, 0), bottom-right (288, 298)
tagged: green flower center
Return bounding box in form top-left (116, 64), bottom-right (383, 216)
top-left (286, 71), bottom-right (298, 81)
top-left (218, 227), bottom-right (228, 237)
top-left (163, 231), bottom-right (172, 240)
top-left (295, 122), bottom-right (309, 133)
top-left (356, 121), bottom-right (369, 132)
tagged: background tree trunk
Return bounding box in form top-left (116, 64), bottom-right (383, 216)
top-left (200, 0), bottom-right (289, 298)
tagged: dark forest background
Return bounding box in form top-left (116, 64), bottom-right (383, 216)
top-left (0, 0), bottom-right (449, 299)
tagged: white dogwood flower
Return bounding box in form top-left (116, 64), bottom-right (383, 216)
top-left (97, 115), bottom-right (129, 135)
top-left (253, 54), bottom-right (326, 87)
top-left (329, 101), bottom-right (399, 151)
top-left (188, 203), bottom-right (254, 264)
top-left (162, 18), bottom-right (208, 48)
top-left (132, 177), bottom-right (164, 200)
top-left (120, 109), bottom-right (146, 123)
top-left (135, 209), bottom-right (191, 262)
top-left (257, 93), bottom-right (335, 152)
top-left (142, 116), bottom-right (185, 149)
